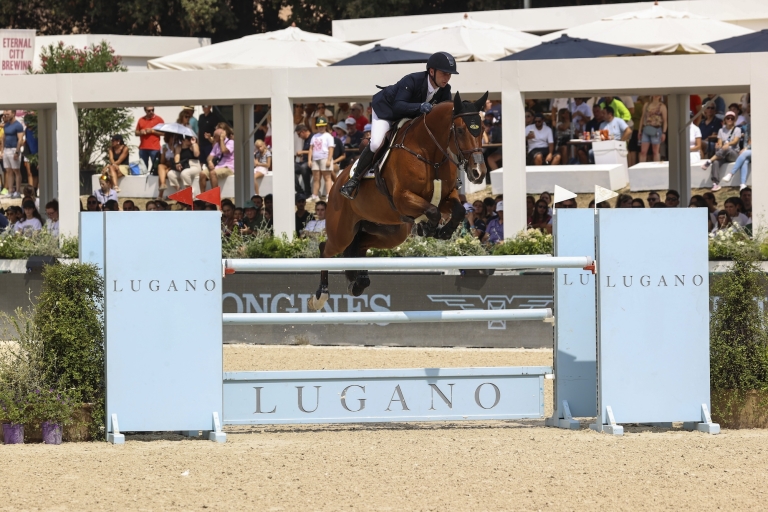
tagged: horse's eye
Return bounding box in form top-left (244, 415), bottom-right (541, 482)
top-left (457, 127), bottom-right (465, 135)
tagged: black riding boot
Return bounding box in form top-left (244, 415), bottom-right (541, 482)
top-left (341, 146), bottom-right (374, 200)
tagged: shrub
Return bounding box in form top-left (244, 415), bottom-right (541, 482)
top-left (369, 233), bottom-right (488, 257)
top-left (492, 229), bottom-right (553, 256)
top-left (708, 228), bottom-right (759, 261)
top-left (0, 307), bottom-right (46, 425)
top-left (710, 249), bottom-right (768, 425)
top-left (34, 263), bottom-right (105, 439)
top-left (0, 231), bottom-right (78, 259)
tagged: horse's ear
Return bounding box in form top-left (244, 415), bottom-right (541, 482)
top-left (453, 91), bottom-right (463, 114)
top-left (474, 91), bottom-right (489, 112)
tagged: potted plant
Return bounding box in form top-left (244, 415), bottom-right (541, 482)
top-left (29, 387), bottom-right (75, 445)
top-left (0, 389), bottom-right (30, 444)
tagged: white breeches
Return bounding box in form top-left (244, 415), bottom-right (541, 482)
top-left (370, 110), bottom-right (391, 152)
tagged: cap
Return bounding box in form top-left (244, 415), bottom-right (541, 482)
top-left (295, 193), bottom-right (307, 202)
top-left (243, 200), bottom-right (256, 209)
top-left (183, 106), bottom-right (195, 111)
top-left (333, 122), bottom-right (348, 133)
top-left (363, 123), bottom-right (372, 132)
top-left (315, 116), bottom-right (328, 126)
top-left (496, 201), bottom-right (504, 212)
top-left (725, 110), bottom-right (737, 119)
top-left (345, 117), bottom-right (356, 125)
top-left (533, 112), bottom-right (544, 120)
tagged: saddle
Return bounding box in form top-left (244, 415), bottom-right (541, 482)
top-left (360, 118), bottom-right (411, 180)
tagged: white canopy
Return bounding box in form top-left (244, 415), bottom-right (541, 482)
top-left (360, 14), bottom-right (541, 62)
top-left (147, 26), bottom-right (360, 70)
top-left (541, 4), bottom-right (753, 54)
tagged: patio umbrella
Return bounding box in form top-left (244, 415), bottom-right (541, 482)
top-left (359, 14), bottom-right (541, 62)
top-left (156, 123), bottom-right (196, 138)
top-left (540, 3), bottom-right (753, 54)
top-left (147, 25), bottom-right (359, 70)
top-left (331, 44), bottom-right (432, 66)
top-left (498, 34), bottom-right (647, 60)
top-left (707, 29), bottom-right (768, 53)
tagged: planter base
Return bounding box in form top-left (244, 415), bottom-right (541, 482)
top-left (2, 423), bottom-right (24, 444)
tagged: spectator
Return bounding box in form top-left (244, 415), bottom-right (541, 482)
top-left (253, 139), bottom-right (271, 196)
top-left (201, 125), bottom-right (235, 192)
top-left (652, 202), bottom-right (667, 208)
top-left (526, 113), bottom-right (558, 166)
top-left (2, 110), bottom-right (24, 199)
top-left (628, 96), bottom-right (647, 166)
top-left (242, 203), bottom-right (263, 234)
top-left (698, 103), bottom-right (722, 159)
top-left (336, 103), bottom-right (351, 124)
top-left (363, 124), bottom-right (372, 146)
top-left (350, 103), bottom-right (369, 132)
top-left (599, 107), bottom-right (632, 142)
top-left (585, 104), bottom-right (603, 134)
top-left (311, 103), bottom-right (334, 126)
top-left (345, 117), bottom-right (363, 149)
top-left (689, 195), bottom-right (706, 208)
top-left (21, 185), bottom-right (38, 210)
top-left (156, 133), bottom-right (178, 200)
top-left (94, 176), bottom-right (118, 207)
top-left (234, 207), bottom-right (244, 223)
top-left (599, 97), bottom-right (631, 123)
top-left (462, 202), bottom-right (485, 240)
top-left (703, 111), bottom-right (741, 191)
top-left (702, 192), bottom-right (719, 226)
top-left (135, 106), bottom-right (164, 172)
top-left (483, 197), bottom-right (498, 221)
top-left (525, 195), bottom-right (535, 223)
top-left (555, 198), bottom-right (577, 209)
top-left (711, 210), bottom-right (733, 234)
top-left (309, 117), bottom-right (335, 201)
top-left (198, 105), bottom-right (225, 162)
top-left (104, 199), bottom-right (120, 211)
top-left (724, 197), bottom-right (749, 227)
top-left (85, 195), bottom-right (100, 212)
top-left (156, 200), bottom-right (169, 211)
top-left (4, 206), bottom-right (22, 230)
top-left (721, 135), bottom-right (751, 191)
top-left (304, 201), bottom-right (327, 235)
top-left (122, 199), bottom-right (135, 212)
top-left (571, 98), bottom-right (592, 133)
top-left (331, 123), bottom-right (347, 176)
top-left (14, 199), bottom-right (43, 234)
top-left (44, 200), bottom-right (59, 236)
top-left (182, 106), bottom-right (199, 133)
top-left (146, 201), bottom-right (158, 212)
top-left (589, 199), bottom-right (611, 208)
top-left (539, 191), bottom-right (553, 214)
top-left (0, 207), bottom-right (7, 233)
top-left (486, 201), bottom-right (504, 244)
top-left (638, 96), bottom-right (667, 162)
top-left (727, 103), bottom-right (747, 127)
top-left (704, 94), bottom-right (726, 119)
top-left (740, 187), bottom-right (752, 218)
top-left (102, 134), bottom-right (129, 193)
top-left (221, 199), bottom-right (240, 236)
top-left (631, 198), bottom-right (645, 208)
top-left (550, 98), bottom-right (573, 120)
top-left (483, 113), bottom-right (502, 170)
top-left (665, 189), bottom-right (680, 208)
top-left (616, 194), bottom-right (633, 208)
top-left (554, 109), bottom-right (572, 165)
top-left (529, 199), bottom-right (552, 233)
top-left (294, 124), bottom-right (313, 196)
top-left (524, 110), bottom-right (534, 128)
top-left (690, 114), bottom-right (702, 161)
top-left (169, 136), bottom-right (201, 193)
top-left (295, 194), bottom-right (313, 235)
top-left (646, 191), bottom-right (661, 207)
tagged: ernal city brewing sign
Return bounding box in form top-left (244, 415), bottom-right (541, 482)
top-left (0, 29), bottom-right (35, 75)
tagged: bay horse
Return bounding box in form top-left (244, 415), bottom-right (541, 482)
top-left (309, 91), bottom-right (489, 311)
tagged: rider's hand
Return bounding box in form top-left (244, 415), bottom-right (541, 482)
top-left (420, 102), bottom-right (433, 114)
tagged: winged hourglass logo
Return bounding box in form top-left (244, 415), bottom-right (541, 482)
top-left (427, 295), bottom-right (554, 329)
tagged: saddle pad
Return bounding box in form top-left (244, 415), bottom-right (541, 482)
top-left (358, 117), bottom-right (412, 179)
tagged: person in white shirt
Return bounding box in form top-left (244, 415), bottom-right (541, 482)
top-left (723, 197), bottom-right (749, 227)
top-left (599, 106), bottom-right (632, 141)
top-left (525, 113), bottom-right (558, 165)
top-left (303, 201), bottom-right (327, 235)
top-left (571, 98), bottom-right (593, 133)
top-left (308, 117), bottom-right (335, 201)
top-left (45, 200), bottom-right (59, 237)
top-left (14, 200), bottom-right (43, 234)
top-left (690, 120), bottom-right (702, 163)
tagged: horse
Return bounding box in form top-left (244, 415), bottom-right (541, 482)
top-left (308, 91), bottom-right (489, 311)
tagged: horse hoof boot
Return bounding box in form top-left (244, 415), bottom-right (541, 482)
top-left (309, 288), bottom-right (329, 311)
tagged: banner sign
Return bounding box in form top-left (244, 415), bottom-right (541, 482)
top-left (0, 29), bottom-right (35, 75)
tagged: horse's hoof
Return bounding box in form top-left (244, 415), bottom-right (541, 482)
top-left (309, 292), bottom-right (329, 311)
top-left (348, 276), bottom-right (370, 297)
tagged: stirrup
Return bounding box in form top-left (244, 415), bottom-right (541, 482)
top-left (341, 177), bottom-right (361, 200)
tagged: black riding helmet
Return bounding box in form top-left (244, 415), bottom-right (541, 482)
top-left (426, 52), bottom-right (459, 75)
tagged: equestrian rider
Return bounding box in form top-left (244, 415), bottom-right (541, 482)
top-left (340, 52), bottom-right (459, 200)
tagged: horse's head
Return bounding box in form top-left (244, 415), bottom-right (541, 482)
top-left (452, 91), bottom-right (489, 184)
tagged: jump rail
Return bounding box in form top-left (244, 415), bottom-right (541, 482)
top-left (223, 308), bottom-right (553, 325)
top-left (224, 255), bottom-right (595, 273)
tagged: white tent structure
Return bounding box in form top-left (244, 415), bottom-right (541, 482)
top-left (541, 3), bottom-right (753, 54)
top-left (147, 25), bottom-right (360, 70)
top-left (359, 14), bottom-right (541, 62)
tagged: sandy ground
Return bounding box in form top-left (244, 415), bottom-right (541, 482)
top-left (2, 345), bottom-right (767, 511)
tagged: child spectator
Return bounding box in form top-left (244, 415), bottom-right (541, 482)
top-left (94, 176), bottom-right (118, 207)
top-left (486, 201), bottom-right (504, 244)
top-left (723, 197), bottom-right (749, 227)
top-left (309, 117), bottom-right (335, 201)
top-left (14, 200), bottom-right (43, 234)
top-left (253, 139), bottom-right (272, 196)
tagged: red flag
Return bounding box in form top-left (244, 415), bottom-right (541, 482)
top-left (168, 187), bottom-right (194, 207)
top-left (197, 187), bottom-right (221, 208)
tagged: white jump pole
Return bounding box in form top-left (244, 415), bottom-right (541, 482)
top-left (224, 256), bottom-right (594, 272)
top-left (223, 308), bottom-right (553, 325)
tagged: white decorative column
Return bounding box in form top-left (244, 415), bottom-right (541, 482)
top-left (751, 57), bottom-right (768, 231)
top-left (36, 108), bottom-right (57, 209)
top-left (233, 104), bottom-right (255, 206)
top-left (55, 75), bottom-right (80, 237)
top-left (270, 70), bottom-right (295, 239)
top-left (501, 64), bottom-right (526, 238)
top-left (667, 94), bottom-right (691, 206)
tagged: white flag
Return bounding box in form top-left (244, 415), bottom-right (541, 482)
top-left (594, 185), bottom-right (618, 205)
top-left (554, 185), bottom-right (577, 205)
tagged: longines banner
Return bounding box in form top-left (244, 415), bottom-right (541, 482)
top-left (222, 272), bottom-right (555, 348)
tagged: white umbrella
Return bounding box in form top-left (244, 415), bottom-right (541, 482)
top-left (541, 3), bottom-right (753, 54)
top-left (361, 14), bottom-right (541, 62)
top-left (147, 25), bottom-right (360, 70)
top-left (156, 123), bottom-right (196, 138)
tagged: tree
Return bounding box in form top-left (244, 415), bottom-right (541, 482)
top-left (27, 41), bottom-right (134, 172)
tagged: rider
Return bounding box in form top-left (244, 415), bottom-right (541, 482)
top-left (340, 52), bottom-right (459, 200)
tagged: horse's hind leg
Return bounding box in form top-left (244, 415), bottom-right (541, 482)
top-left (348, 224), bottom-right (410, 297)
top-left (309, 242), bottom-right (330, 311)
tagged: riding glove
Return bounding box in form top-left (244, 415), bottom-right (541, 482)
top-left (420, 102), bottom-right (433, 114)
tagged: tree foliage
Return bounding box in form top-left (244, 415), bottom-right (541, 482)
top-left (0, 0), bottom-right (646, 41)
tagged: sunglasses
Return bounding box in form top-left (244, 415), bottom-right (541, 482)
top-left (146, 109), bottom-right (155, 113)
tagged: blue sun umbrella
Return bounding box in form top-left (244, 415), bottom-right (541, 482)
top-left (498, 34), bottom-right (647, 61)
top-left (707, 29), bottom-right (768, 53)
top-left (332, 44), bottom-right (432, 66)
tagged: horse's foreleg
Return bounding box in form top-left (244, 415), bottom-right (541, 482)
top-left (309, 242), bottom-right (330, 312)
top-left (436, 192), bottom-right (465, 240)
top-left (395, 190), bottom-right (441, 238)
